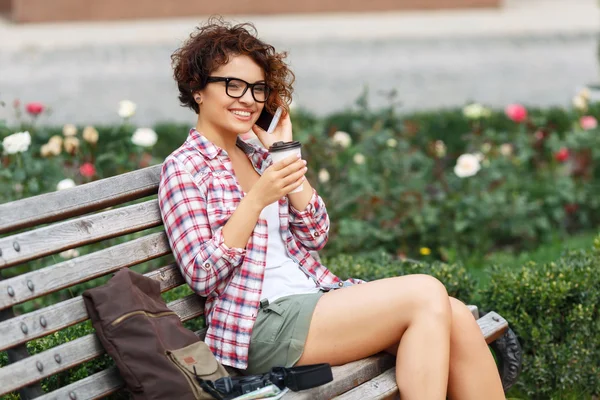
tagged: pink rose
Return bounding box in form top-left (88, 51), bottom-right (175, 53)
top-left (25, 102), bottom-right (44, 116)
top-left (505, 104), bottom-right (527, 123)
top-left (555, 148), bottom-right (569, 163)
top-left (580, 116), bottom-right (597, 130)
top-left (79, 162), bottom-right (96, 178)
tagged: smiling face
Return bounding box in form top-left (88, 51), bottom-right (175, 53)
top-left (196, 54), bottom-right (266, 137)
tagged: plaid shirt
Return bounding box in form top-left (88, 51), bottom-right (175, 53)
top-left (158, 129), bottom-right (360, 369)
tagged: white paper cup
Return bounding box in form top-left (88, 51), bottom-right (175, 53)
top-left (269, 142), bottom-right (303, 194)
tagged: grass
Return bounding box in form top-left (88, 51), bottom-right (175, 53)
top-left (467, 231), bottom-right (598, 290)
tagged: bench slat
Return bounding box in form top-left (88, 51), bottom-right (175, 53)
top-left (334, 367), bottom-right (398, 400)
top-left (479, 312), bottom-right (508, 344)
top-left (35, 366), bottom-right (124, 400)
top-left (0, 231), bottom-right (171, 311)
top-left (0, 263), bottom-right (186, 352)
top-left (0, 293), bottom-right (204, 395)
top-left (0, 165), bottom-right (161, 234)
top-left (0, 199), bottom-right (162, 270)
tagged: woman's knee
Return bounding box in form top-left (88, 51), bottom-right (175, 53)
top-left (402, 274), bottom-right (451, 321)
top-left (449, 297), bottom-right (474, 321)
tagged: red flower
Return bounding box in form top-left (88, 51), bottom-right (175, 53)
top-left (564, 203), bottom-right (578, 214)
top-left (555, 147), bottom-right (569, 163)
top-left (25, 102), bottom-right (44, 116)
top-left (505, 104), bottom-right (527, 123)
top-left (79, 162), bottom-right (96, 178)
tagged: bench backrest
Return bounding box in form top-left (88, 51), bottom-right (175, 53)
top-left (0, 164), bottom-right (208, 399)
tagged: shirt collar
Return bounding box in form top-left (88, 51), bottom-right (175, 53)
top-left (187, 128), bottom-right (264, 160)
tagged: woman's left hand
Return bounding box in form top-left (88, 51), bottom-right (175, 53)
top-left (252, 110), bottom-right (293, 149)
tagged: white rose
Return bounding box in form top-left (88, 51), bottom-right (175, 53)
top-left (118, 100), bottom-right (137, 118)
top-left (40, 144), bottom-right (52, 158)
top-left (63, 136), bottom-right (80, 154)
top-left (500, 143), bottom-right (513, 157)
top-left (578, 87), bottom-right (591, 100)
top-left (475, 152), bottom-right (485, 162)
top-left (463, 103), bottom-right (491, 120)
top-left (572, 95), bottom-right (588, 112)
top-left (82, 126), bottom-right (99, 144)
top-left (386, 138), bottom-right (397, 148)
top-left (332, 131), bottom-right (352, 148)
top-left (131, 128), bottom-right (158, 147)
top-left (353, 153), bottom-right (366, 165)
top-left (434, 140), bottom-right (446, 158)
top-left (41, 142), bottom-right (61, 157)
top-left (49, 135), bottom-right (63, 147)
top-left (318, 168), bottom-right (330, 183)
top-left (454, 154), bottom-right (481, 178)
top-left (59, 249), bottom-right (80, 259)
top-left (2, 131), bottom-right (31, 154)
top-left (57, 178), bottom-right (76, 191)
top-left (62, 124), bottom-right (77, 137)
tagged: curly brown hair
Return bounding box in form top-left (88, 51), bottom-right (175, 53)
top-left (171, 17), bottom-right (295, 115)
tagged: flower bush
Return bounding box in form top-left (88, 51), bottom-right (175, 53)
top-left (0, 100), bottom-right (159, 202)
top-left (293, 95), bottom-right (600, 263)
top-left (2, 94), bottom-right (600, 264)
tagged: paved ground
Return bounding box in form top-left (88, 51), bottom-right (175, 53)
top-left (0, 0), bottom-right (599, 126)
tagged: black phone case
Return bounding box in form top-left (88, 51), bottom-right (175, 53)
top-left (255, 108), bottom-right (274, 131)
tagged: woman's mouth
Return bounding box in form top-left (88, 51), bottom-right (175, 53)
top-left (230, 110), bottom-right (253, 121)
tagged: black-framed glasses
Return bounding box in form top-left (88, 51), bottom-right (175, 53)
top-left (206, 77), bottom-right (269, 103)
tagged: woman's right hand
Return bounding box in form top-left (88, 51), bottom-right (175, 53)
top-left (248, 154), bottom-right (307, 209)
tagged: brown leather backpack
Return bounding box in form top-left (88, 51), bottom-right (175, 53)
top-left (83, 268), bottom-right (228, 400)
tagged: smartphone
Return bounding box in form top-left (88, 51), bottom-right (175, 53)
top-left (255, 107), bottom-right (283, 134)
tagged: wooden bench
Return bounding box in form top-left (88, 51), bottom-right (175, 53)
top-left (0, 165), bottom-right (523, 399)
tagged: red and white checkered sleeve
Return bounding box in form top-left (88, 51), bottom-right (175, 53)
top-left (288, 188), bottom-right (330, 251)
top-left (158, 158), bottom-right (245, 296)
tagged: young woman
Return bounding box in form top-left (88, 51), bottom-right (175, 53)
top-left (158, 18), bottom-right (505, 400)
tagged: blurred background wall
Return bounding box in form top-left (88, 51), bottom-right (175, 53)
top-left (3, 0), bottom-right (500, 23)
top-left (0, 0), bottom-right (598, 126)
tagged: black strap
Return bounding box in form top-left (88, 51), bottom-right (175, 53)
top-left (193, 366), bottom-right (225, 400)
top-left (196, 363), bottom-right (333, 398)
top-left (270, 363), bottom-right (333, 392)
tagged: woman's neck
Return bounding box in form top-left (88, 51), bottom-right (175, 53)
top-left (196, 119), bottom-right (238, 154)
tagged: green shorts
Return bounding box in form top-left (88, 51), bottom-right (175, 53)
top-left (244, 291), bottom-right (325, 375)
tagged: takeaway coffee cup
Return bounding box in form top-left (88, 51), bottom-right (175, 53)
top-left (269, 141), bottom-right (303, 194)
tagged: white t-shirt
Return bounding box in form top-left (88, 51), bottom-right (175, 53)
top-left (259, 201), bottom-right (321, 303)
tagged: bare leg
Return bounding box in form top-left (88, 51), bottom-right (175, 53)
top-left (295, 275), bottom-right (452, 400)
top-left (446, 298), bottom-right (504, 399)
top-left (383, 297), bottom-right (505, 399)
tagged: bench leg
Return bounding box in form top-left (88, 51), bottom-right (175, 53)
top-left (489, 327), bottom-right (523, 392)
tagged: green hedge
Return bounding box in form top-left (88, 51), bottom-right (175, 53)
top-left (479, 236), bottom-right (600, 399)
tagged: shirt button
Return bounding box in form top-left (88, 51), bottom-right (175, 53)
top-left (313, 232), bottom-right (320, 237)
top-left (338, 282), bottom-right (344, 287)
top-left (204, 263), bottom-right (210, 268)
